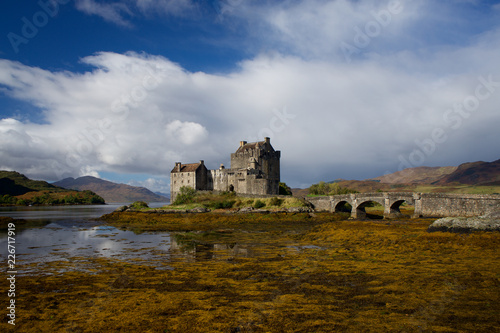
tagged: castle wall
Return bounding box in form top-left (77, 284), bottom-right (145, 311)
top-left (170, 138), bottom-right (281, 199)
top-left (170, 162), bottom-right (208, 202)
top-left (210, 169), bottom-right (230, 192)
top-left (170, 171), bottom-right (197, 202)
top-left (196, 166), bottom-right (208, 191)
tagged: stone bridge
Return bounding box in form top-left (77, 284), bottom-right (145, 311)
top-left (306, 192), bottom-right (500, 219)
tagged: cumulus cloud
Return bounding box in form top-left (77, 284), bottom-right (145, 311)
top-left (165, 120), bottom-right (208, 145)
top-left (1, 1), bottom-right (500, 187)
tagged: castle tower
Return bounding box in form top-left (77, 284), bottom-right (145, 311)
top-left (170, 138), bottom-right (281, 199)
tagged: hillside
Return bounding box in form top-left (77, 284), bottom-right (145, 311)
top-left (53, 176), bottom-right (168, 203)
top-left (0, 171), bottom-right (105, 205)
top-left (435, 159), bottom-right (500, 185)
top-left (371, 166), bottom-right (457, 184)
top-left (0, 171), bottom-right (62, 195)
top-left (292, 158), bottom-right (500, 196)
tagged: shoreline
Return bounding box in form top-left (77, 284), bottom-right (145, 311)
top-left (2, 213), bottom-right (498, 332)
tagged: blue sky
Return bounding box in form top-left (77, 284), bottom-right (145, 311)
top-left (1, 0), bottom-right (500, 193)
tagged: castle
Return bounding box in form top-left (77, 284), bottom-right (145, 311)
top-left (170, 137), bottom-right (280, 202)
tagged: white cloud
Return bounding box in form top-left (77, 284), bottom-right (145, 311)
top-left (220, 0), bottom-right (424, 61)
top-left (1, 1), bottom-right (500, 187)
top-left (80, 166), bottom-right (101, 178)
top-left (165, 120), bottom-right (209, 145)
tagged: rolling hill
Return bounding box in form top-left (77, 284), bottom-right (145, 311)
top-left (292, 158), bottom-right (500, 196)
top-left (434, 159), bottom-right (500, 185)
top-left (0, 171), bottom-right (105, 205)
top-left (371, 166), bottom-right (457, 184)
top-left (0, 171), bottom-right (62, 195)
top-left (53, 176), bottom-right (168, 203)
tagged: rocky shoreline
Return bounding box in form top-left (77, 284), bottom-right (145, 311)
top-left (115, 204), bottom-right (314, 214)
top-left (428, 211), bottom-right (500, 233)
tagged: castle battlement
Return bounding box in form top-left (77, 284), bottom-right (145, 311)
top-left (170, 137), bottom-right (280, 202)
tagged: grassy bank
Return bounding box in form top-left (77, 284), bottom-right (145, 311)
top-left (3, 213), bottom-right (499, 332)
top-left (167, 190), bottom-right (309, 211)
top-left (100, 211), bottom-right (340, 232)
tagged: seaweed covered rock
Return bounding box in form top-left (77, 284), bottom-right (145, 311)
top-left (428, 212), bottom-right (500, 233)
top-left (115, 205), bottom-right (129, 212)
top-left (188, 207), bottom-right (210, 213)
top-left (287, 206), bottom-right (313, 213)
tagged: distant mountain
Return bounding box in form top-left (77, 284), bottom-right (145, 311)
top-left (0, 171), bottom-right (105, 205)
top-left (155, 191), bottom-right (170, 199)
top-left (371, 166), bottom-right (457, 184)
top-left (53, 176), bottom-right (168, 203)
top-left (434, 159), bottom-right (500, 185)
top-left (292, 159), bottom-right (500, 196)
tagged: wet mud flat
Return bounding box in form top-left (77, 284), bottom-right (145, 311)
top-left (1, 213), bottom-right (499, 332)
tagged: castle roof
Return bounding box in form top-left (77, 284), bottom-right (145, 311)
top-left (171, 162), bottom-right (203, 173)
top-left (235, 137), bottom-right (277, 154)
top-left (236, 141), bottom-right (265, 152)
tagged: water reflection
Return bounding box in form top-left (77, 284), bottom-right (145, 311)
top-left (0, 221), bottom-right (172, 274)
top-left (0, 202), bottom-right (168, 221)
top-left (0, 204), bottom-right (314, 275)
top-left (170, 232), bottom-right (253, 261)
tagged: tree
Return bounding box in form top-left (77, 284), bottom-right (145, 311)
top-left (279, 182), bottom-right (292, 196)
top-left (308, 181), bottom-right (358, 196)
top-left (173, 186), bottom-right (197, 205)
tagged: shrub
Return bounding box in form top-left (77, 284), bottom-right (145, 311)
top-left (254, 200), bottom-right (266, 209)
top-left (220, 191), bottom-right (236, 198)
top-left (218, 200), bottom-right (236, 209)
top-left (309, 181), bottom-right (358, 196)
top-left (0, 195), bottom-right (16, 205)
top-left (269, 197), bottom-right (283, 206)
top-left (16, 199), bottom-right (27, 206)
top-left (279, 182), bottom-right (293, 196)
top-left (173, 186), bottom-right (197, 205)
top-left (130, 201), bottom-right (149, 209)
top-left (205, 200), bottom-right (236, 209)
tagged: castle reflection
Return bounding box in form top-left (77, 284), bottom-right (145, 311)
top-left (169, 231), bottom-right (253, 261)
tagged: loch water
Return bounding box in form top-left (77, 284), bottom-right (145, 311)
top-left (0, 203), bottom-right (174, 274)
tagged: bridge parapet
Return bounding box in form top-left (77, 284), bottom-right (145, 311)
top-left (417, 193), bottom-right (500, 217)
top-left (304, 192), bottom-right (500, 219)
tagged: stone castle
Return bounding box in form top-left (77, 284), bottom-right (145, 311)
top-left (170, 137), bottom-right (280, 202)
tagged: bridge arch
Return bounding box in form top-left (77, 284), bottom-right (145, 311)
top-left (353, 199), bottom-right (385, 219)
top-left (334, 201), bottom-right (352, 213)
top-left (387, 199), bottom-right (406, 217)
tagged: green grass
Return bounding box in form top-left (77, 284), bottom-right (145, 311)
top-left (413, 184), bottom-right (500, 194)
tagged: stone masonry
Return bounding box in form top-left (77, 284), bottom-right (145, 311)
top-left (170, 137), bottom-right (280, 202)
top-left (307, 192), bottom-right (500, 218)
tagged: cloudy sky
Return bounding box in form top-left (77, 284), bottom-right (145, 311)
top-left (1, 0), bottom-right (500, 193)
